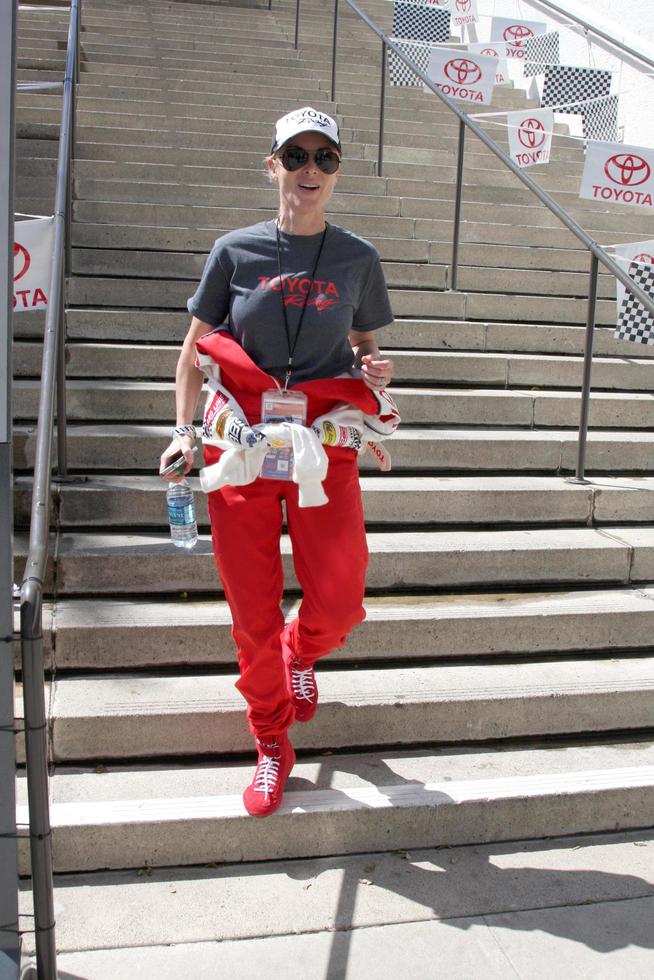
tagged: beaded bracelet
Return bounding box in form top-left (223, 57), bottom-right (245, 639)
top-left (172, 424), bottom-right (197, 441)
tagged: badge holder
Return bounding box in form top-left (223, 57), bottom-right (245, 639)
top-left (261, 388), bottom-right (308, 480)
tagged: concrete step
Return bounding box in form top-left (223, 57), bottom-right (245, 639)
top-left (66, 248), bottom-right (448, 290)
top-left (37, 153), bottom-right (584, 200)
top-left (67, 199), bottom-right (641, 257)
top-left (18, 830), bottom-right (654, 971)
top-left (24, 656), bottom-right (654, 764)
top-left (13, 475), bottom-right (654, 531)
top-left (64, 242), bottom-right (615, 299)
top-left (18, 341), bottom-right (654, 388)
top-left (14, 525), bottom-right (654, 596)
top-left (14, 424), bottom-right (654, 473)
top-left (18, 136), bottom-right (595, 199)
top-left (15, 740), bottom-right (654, 871)
top-left (62, 273), bottom-right (616, 326)
top-left (15, 309), bottom-right (650, 362)
top-left (13, 380), bottom-right (654, 430)
top-left (24, 582), bottom-right (654, 671)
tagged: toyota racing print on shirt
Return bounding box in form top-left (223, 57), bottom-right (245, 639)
top-left (257, 274), bottom-right (340, 313)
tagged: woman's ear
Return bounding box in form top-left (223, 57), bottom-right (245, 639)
top-left (266, 156), bottom-right (278, 183)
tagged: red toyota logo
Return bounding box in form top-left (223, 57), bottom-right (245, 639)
top-left (455, 0), bottom-right (472, 11)
top-left (503, 24), bottom-right (534, 45)
top-left (632, 253), bottom-right (654, 265)
top-left (13, 242), bottom-right (30, 282)
top-left (518, 117), bottom-right (546, 149)
top-left (604, 153), bottom-right (651, 187)
top-left (481, 47), bottom-right (499, 57)
top-left (444, 58), bottom-right (482, 85)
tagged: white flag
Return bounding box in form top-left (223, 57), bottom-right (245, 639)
top-left (451, 0), bottom-right (479, 27)
top-left (13, 217), bottom-right (54, 314)
top-left (580, 142), bottom-right (654, 210)
top-left (507, 108), bottom-right (554, 168)
top-left (490, 16), bottom-right (547, 50)
top-left (427, 47), bottom-right (497, 106)
top-left (467, 41), bottom-right (509, 84)
top-left (614, 240), bottom-right (654, 313)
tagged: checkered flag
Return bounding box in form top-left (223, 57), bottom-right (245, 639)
top-left (542, 64), bottom-right (612, 108)
top-left (388, 37), bottom-right (433, 86)
top-left (392, 1), bottom-right (450, 43)
top-left (615, 261), bottom-right (654, 347)
top-left (524, 31), bottom-right (559, 77)
top-left (582, 94), bottom-right (619, 143)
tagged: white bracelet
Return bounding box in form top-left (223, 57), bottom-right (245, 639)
top-left (172, 424), bottom-right (197, 441)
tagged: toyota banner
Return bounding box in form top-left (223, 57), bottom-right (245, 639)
top-left (490, 17), bottom-right (547, 60)
top-left (580, 142), bottom-right (654, 210)
top-left (614, 239), bottom-right (654, 313)
top-left (467, 42), bottom-right (509, 85)
top-left (451, 0), bottom-right (478, 27)
top-left (427, 47), bottom-right (497, 106)
top-left (13, 217), bottom-right (54, 313)
top-left (507, 108), bottom-right (554, 169)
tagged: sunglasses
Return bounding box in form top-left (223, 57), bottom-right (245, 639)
top-left (279, 146), bottom-right (341, 175)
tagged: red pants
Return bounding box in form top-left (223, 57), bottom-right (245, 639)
top-left (207, 448), bottom-right (368, 738)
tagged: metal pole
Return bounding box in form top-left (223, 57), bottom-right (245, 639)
top-left (571, 254), bottom-right (600, 484)
top-left (20, 595), bottom-right (56, 980)
top-left (377, 38), bottom-right (386, 177)
top-left (330, 0), bottom-right (339, 102)
top-left (294, 0), bottom-right (300, 50)
top-left (0, 0), bottom-right (20, 974)
top-left (450, 119), bottom-right (465, 292)
top-left (56, 266), bottom-right (67, 477)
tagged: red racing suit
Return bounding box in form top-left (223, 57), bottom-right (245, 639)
top-left (195, 330), bottom-right (379, 739)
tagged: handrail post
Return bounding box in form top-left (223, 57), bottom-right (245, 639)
top-left (450, 119), bottom-right (465, 291)
top-left (377, 38), bottom-right (387, 177)
top-left (294, 0), bottom-right (300, 50)
top-left (571, 253), bottom-right (600, 484)
top-left (20, 585), bottom-right (57, 980)
top-left (331, 0), bottom-right (339, 102)
top-left (56, 266), bottom-right (68, 477)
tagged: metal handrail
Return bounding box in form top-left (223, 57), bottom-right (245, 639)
top-left (520, 0), bottom-right (654, 73)
top-left (323, 0), bottom-right (654, 482)
top-left (18, 1), bottom-right (80, 977)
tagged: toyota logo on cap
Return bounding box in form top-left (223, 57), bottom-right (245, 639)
top-left (518, 118), bottom-right (546, 149)
top-left (14, 242), bottom-right (30, 282)
top-left (503, 24), bottom-right (534, 45)
top-left (444, 58), bottom-right (482, 85)
top-left (604, 153), bottom-right (651, 187)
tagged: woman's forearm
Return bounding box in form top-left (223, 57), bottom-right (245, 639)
top-left (175, 318), bottom-right (211, 425)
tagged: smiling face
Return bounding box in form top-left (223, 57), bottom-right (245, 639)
top-left (268, 131), bottom-right (341, 229)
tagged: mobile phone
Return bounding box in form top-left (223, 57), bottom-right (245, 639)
top-left (160, 446), bottom-right (197, 477)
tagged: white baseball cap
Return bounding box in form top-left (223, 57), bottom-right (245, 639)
top-left (271, 106), bottom-right (341, 153)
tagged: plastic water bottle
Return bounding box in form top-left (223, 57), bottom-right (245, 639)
top-left (166, 479), bottom-right (198, 549)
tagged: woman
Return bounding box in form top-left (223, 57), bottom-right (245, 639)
top-left (160, 107), bottom-right (395, 817)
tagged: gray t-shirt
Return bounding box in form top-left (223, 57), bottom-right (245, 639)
top-left (187, 220), bottom-right (393, 383)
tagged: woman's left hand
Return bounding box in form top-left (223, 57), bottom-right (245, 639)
top-left (360, 353), bottom-right (394, 390)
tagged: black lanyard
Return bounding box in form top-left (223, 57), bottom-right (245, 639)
top-left (275, 221), bottom-right (328, 389)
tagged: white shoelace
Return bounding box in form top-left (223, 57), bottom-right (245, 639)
top-left (291, 663), bottom-right (316, 703)
top-left (253, 753), bottom-right (281, 796)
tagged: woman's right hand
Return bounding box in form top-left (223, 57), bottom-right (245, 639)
top-left (159, 435), bottom-right (196, 482)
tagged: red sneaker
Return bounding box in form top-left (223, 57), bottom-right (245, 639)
top-left (242, 734), bottom-right (296, 818)
top-left (285, 657), bottom-right (319, 723)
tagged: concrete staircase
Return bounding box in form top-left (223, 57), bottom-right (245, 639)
top-left (13, 0), bottom-right (654, 957)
